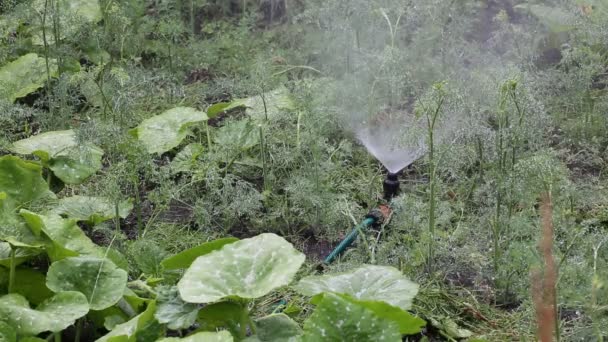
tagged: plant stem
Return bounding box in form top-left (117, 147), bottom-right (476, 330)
top-left (259, 125), bottom-right (268, 191)
top-left (426, 92), bottom-right (444, 272)
top-left (74, 317), bottom-right (84, 342)
top-left (114, 201), bottom-right (120, 233)
top-left (41, 0), bottom-right (52, 112)
top-left (205, 121), bottom-right (212, 150)
top-left (296, 111), bottom-right (302, 150)
top-left (54, 332), bottom-right (61, 342)
top-left (8, 245), bottom-right (16, 293)
top-left (133, 176), bottom-right (142, 238)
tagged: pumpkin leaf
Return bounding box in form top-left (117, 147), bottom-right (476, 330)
top-left (207, 102), bottom-right (233, 119)
top-left (52, 196), bottom-right (133, 224)
top-left (178, 233), bottom-right (305, 303)
top-left (19, 210), bottom-right (127, 268)
top-left (48, 153), bottom-right (103, 184)
top-left (30, 0), bottom-right (102, 45)
top-left (196, 301), bottom-right (246, 337)
top-left (0, 242), bottom-right (40, 268)
top-left (11, 130), bottom-right (104, 184)
top-left (170, 143), bottom-right (204, 174)
top-left (245, 314), bottom-right (302, 342)
top-left (294, 265), bottom-right (418, 310)
top-left (157, 331), bottom-right (234, 342)
top-left (46, 256), bottom-right (128, 310)
top-left (0, 193), bottom-right (46, 249)
top-left (12, 130), bottom-right (80, 160)
top-left (0, 321), bottom-right (16, 342)
top-left (228, 87), bottom-right (294, 120)
top-left (0, 156), bottom-right (51, 208)
top-left (95, 301), bottom-right (157, 342)
top-left (214, 119), bottom-right (259, 151)
top-left (154, 286), bottom-right (199, 330)
top-left (0, 268), bottom-right (54, 305)
top-left (310, 293), bottom-right (426, 335)
top-left (130, 107), bottom-right (208, 154)
top-left (161, 237), bottom-right (238, 270)
top-left (0, 54), bottom-right (58, 102)
top-left (0, 292), bottom-right (89, 335)
top-left (302, 292), bottom-right (401, 342)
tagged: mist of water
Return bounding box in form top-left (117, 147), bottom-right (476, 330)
top-left (305, 0), bottom-right (544, 173)
top-left (356, 125), bottom-right (425, 173)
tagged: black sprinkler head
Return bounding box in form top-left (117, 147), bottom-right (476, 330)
top-left (383, 172), bottom-right (400, 201)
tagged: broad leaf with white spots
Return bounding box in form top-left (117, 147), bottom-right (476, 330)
top-left (11, 130), bottom-right (104, 184)
top-left (0, 292), bottom-right (88, 335)
top-left (95, 301), bottom-right (157, 342)
top-left (52, 196), bottom-right (133, 224)
top-left (154, 286), bottom-right (199, 330)
top-left (245, 314), bottom-right (302, 342)
top-left (302, 292), bottom-right (400, 342)
top-left (157, 331), bottom-right (234, 342)
top-left (0, 321), bottom-right (16, 342)
top-left (294, 265), bottom-right (418, 310)
top-left (0, 53), bottom-right (57, 102)
top-left (178, 233), bottom-right (305, 303)
top-left (19, 210), bottom-right (127, 268)
top-left (0, 156), bottom-right (51, 208)
top-left (129, 107), bottom-right (208, 154)
top-left (46, 257), bottom-right (128, 310)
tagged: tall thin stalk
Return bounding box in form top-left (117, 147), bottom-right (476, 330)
top-left (41, 0), bottom-right (52, 111)
top-left (424, 84), bottom-right (445, 272)
top-left (8, 245), bottom-right (16, 293)
top-left (259, 124), bottom-right (268, 191)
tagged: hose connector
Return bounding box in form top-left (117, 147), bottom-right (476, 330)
top-left (365, 204), bottom-right (392, 227)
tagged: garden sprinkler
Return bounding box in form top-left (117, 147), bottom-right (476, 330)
top-left (383, 171), bottom-right (400, 201)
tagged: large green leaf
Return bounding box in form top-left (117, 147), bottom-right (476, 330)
top-left (19, 210), bottom-right (127, 268)
top-left (170, 143), bottom-right (204, 174)
top-left (302, 292), bottom-right (401, 342)
top-left (130, 107), bottom-right (208, 154)
top-left (95, 302), bottom-right (157, 342)
top-left (196, 301), bottom-right (247, 337)
top-left (244, 314), bottom-right (302, 342)
top-left (158, 331), bottom-right (234, 342)
top-left (214, 119), bottom-right (259, 151)
top-left (12, 130), bottom-right (78, 160)
top-left (0, 193), bottom-right (46, 249)
top-left (161, 237), bottom-right (238, 270)
top-left (11, 130), bottom-right (104, 184)
top-left (0, 292), bottom-right (89, 335)
top-left (294, 265), bottom-right (418, 310)
top-left (46, 256), bottom-right (128, 310)
top-left (178, 233), bottom-right (305, 303)
top-left (0, 243), bottom-right (40, 268)
top-left (20, 210), bottom-right (98, 258)
top-left (227, 87), bottom-right (294, 120)
top-left (31, 0), bottom-right (102, 45)
top-left (0, 321), bottom-right (16, 342)
top-left (310, 293), bottom-right (425, 335)
top-left (0, 268), bottom-right (54, 305)
top-left (0, 156), bottom-right (51, 208)
top-left (52, 196), bottom-right (133, 224)
top-left (0, 54), bottom-right (57, 102)
top-left (154, 286), bottom-right (199, 330)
